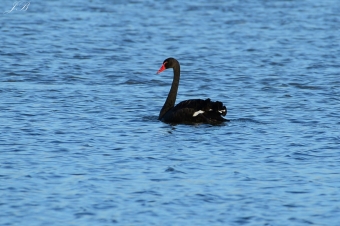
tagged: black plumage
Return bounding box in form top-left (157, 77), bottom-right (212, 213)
top-left (157, 58), bottom-right (228, 124)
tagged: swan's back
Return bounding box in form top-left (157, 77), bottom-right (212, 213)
top-left (161, 98), bottom-right (227, 124)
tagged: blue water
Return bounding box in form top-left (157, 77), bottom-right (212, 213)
top-left (1, 0), bottom-right (340, 225)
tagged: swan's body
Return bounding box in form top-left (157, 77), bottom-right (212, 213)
top-left (157, 58), bottom-right (228, 124)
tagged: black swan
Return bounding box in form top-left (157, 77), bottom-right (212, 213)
top-left (157, 57), bottom-right (228, 124)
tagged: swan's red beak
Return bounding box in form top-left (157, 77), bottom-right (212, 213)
top-left (157, 63), bottom-right (166, 74)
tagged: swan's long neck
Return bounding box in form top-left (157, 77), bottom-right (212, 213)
top-left (159, 64), bottom-right (180, 120)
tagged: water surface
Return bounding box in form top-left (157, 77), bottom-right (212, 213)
top-left (1, 0), bottom-right (340, 225)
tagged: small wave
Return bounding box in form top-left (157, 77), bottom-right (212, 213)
top-left (142, 115), bottom-right (159, 122)
top-left (121, 79), bottom-right (144, 85)
top-left (165, 166), bottom-right (186, 174)
top-left (232, 118), bottom-right (268, 125)
top-left (289, 83), bottom-right (324, 90)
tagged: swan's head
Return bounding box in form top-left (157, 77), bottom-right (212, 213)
top-left (157, 58), bottom-right (177, 74)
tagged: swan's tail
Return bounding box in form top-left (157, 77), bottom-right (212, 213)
top-left (200, 99), bottom-right (228, 122)
top-left (207, 99), bottom-right (227, 116)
